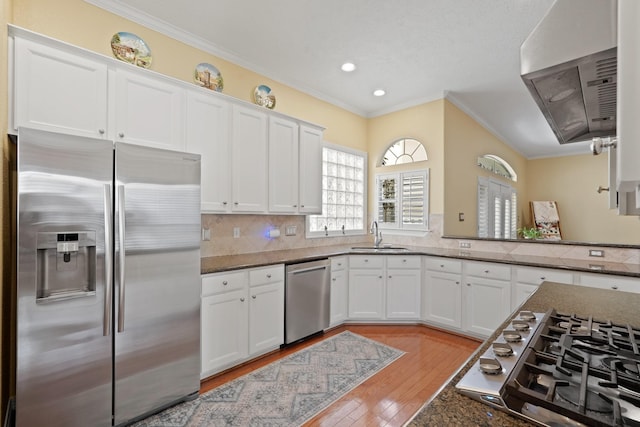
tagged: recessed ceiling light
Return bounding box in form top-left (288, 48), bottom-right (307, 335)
top-left (341, 62), bottom-right (356, 72)
top-left (373, 89), bottom-right (386, 97)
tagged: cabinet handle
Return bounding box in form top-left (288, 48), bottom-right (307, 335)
top-left (222, 280), bottom-right (228, 286)
top-left (98, 129), bottom-right (105, 135)
top-left (252, 295), bottom-right (257, 299)
top-left (240, 297), bottom-right (245, 302)
top-left (118, 132), bottom-right (124, 138)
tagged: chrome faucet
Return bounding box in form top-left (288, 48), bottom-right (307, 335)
top-left (370, 220), bottom-right (383, 247)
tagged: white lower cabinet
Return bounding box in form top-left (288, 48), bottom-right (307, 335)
top-left (513, 267), bottom-right (575, 309)
top-left (423, 257), bottom-right (463, 329)
top-left (348, 255), bottom-right (421, 320)
top-left (200, 265), bottom-right (284, 378)
top-left (463, 261), bottom-right (511, 337)
top-left (329, 257), bottom-right (348, 326)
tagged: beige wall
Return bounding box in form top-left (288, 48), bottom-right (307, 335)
top-left (443, 100), bottom-right (527, 237)
top-left (366, 99), bottom-right (445, 218)
top-left (527, 154), bottom-right (640, 244)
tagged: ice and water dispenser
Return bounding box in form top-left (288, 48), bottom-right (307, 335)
top-left (36, 231), bottom-right (97, 302)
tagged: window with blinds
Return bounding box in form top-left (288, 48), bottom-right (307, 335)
top-left (478, 177), bottom-right (517, 239)
top-left (307, 144), bottom-right (367, 237)
top-left (375, 170), bottom-right (429, 231)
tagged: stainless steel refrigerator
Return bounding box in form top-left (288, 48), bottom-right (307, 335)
top-left (15, 127), bottom-right (201, 426)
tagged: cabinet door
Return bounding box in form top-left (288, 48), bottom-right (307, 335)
top-left (248, 282), bottom-right (284, 355)
top-left (231, 105), bottom-right (268, 212)
top-left (201, 289), bottom-right (248, 377)
top-left (424, 270), bottom-right (462, 329)
top-left (330, 268), bottom-right (348, 326)
top-left (13, 37), bottom-right (108, 138)
top-left (268, 116), bottom-right (299, 213)
top-left (348, 269), bottom-right (384, 319)
top-left (513, 283), bottom-right (538, 310)
top-left (464, 276), bottom-right (511, 337)
top-left (114, 69), bottom-right (185, 151)
top-left (513, 267), bottom-right (574, 309)
top-left (298, 125), bottom-right (323, 214)
top-left (186, 91), bottom-right (231, 212)
top-left (386, 269), bottom-right (421, 319)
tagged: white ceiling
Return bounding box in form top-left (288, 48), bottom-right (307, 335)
top-left (88, 0), bottom-right (597, 159)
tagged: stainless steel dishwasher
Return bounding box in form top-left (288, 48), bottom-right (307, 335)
top-left (284, 259), bottom-right (331, 344)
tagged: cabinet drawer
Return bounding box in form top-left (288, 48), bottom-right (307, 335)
top-left (424, 257), bottom-right (462, 274)
top-left (249, 265), bottom-right (284, 287)
top-left (349, 255), bottom-right (384, 269)
top-left (516, 267), bottom-right (574, 285)
top-left (202, 271), bottom-right (247, 296)
top-left (387, 255), bottom-right (421, 269)
top-left (330, 256), bottom-right (347, 271)
top-left (465, 261), bottom-right (511, 281)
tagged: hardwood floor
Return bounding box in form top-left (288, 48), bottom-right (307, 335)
top-left (200, 325), bottom-right (480, 427)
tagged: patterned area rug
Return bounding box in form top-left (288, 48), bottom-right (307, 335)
top-left (134, 331), bottom-right (404, 427)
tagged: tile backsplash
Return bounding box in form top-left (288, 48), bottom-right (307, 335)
top-left (201, 213), bottom-right (640, 265)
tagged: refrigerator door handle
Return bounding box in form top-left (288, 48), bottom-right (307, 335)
top-left (103, 184), bottom-right (113, 337)
top-left (117, 184), bottom-right (126, 333)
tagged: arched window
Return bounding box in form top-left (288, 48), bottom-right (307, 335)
top-left (477, 154), bottom-right (517, 182)
top-left (380, 138), bottom-right (428, 166)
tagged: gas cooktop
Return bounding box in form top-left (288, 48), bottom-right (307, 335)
top-left (456, 309), bottom-right (640, 426)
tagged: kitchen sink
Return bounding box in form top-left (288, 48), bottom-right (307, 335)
top-left (350, 246), bottom-right (410, 253)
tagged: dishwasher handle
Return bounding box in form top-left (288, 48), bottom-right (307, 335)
top-left (288, 265), bottom-right (328, 275)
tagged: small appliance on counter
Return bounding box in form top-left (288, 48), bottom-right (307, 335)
top-left (456, 308), bottom-right (640, 426)
top-left (14, 128), bottom-right (202, 426)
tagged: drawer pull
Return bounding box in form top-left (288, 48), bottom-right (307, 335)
top-left (267, 274), bottom-right (272, 278)
top-left (364, 259), bottom-right (369, 263)
top-left (252, 295), bottom-right (257, 299)
top-left (484, 270), bottom-right (490, 274)
top-left (240, 297), bottom-right (245, 302)
top-left (440, 264), bottom-right (444, 268)
top-left (456, 281), bottom-right (460, 285)
top-left (402, 259), bottom-right (407, 263)
top-left (611, 285), bottom-right (619, 290)
top-left (540, 276), bottom-right (546, 280)
top-left (379, 275), bottom-right (383, 279)
top-left (332, 278), bottom-right (336, 281)
top-left (222, 280), bottom-right (228, 286)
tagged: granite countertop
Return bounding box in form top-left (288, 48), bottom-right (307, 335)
top-left (201, 244), bottom-right (640, 277)
top-left (405, 282), bottom-right (640, 426)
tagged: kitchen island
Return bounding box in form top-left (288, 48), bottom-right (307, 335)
top-left (405, 282), bottom-right (640, 426)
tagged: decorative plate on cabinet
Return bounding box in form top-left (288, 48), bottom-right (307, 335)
top-left (253, 85), bottom-right (276, 109)
top-left (110, 32), bottom-right (152, 68)
top-left (194, 63), bottom-right (224, 92)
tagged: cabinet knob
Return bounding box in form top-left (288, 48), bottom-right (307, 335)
top-left (223, 201), bottom-right (228, 205)
top-left (402, 259), bottom-right (407, 263)
top-left (332, 278), bottom-right (336, 281)
top-left (222, 280), bottom-right (228, 286)
top-left (234, 202), bottom-right (239, 205)
top-left (301, 205), bottom-right (305, 208)
top-left (540, 276), bottom-right (546, 280)
top-left (364, 259), bottom-right (369, 262)
top-left (266, 274), bottom-right (272, 278)
top-left (98, 129), bottom-right (105, 135)
top-left (293, 204), bottom-right (297, 207)
top-left (440, 264), bottom-right (444, 268)
top-left (467, 283), bottom-right (471, 286)
top-left (484, 270), bottom-right (490, 274)
top-left (252, 295), bottom-right (257, 299)
top-left (379, 275), bottom-right (383, 279)
top-left (456, 281), bottom-right (460, 285)
top-left (240, 297), bottom-right (245, 302)
top-left (118, 132), bottom-right (124, 138)
top-left (337, 263), bottom-right (342, 266)
top-left (611, 285), bottom-right (619, 290)
top-left (388, 275), bottom-right (392, 278)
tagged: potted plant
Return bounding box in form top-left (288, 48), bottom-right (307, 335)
top-left (518, 227), bottom-right (542, 239)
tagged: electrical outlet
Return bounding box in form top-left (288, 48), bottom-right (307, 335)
top-left (285, 225), bottom-right (297, 236)
top-left (233, 227), bottom-right (240, 238)
top-left (459, 242), bottom-right (471, 249)
top-left (589, 249), bottom-right (604, 257)
top-left (201, 228), bottom-right (211, 241)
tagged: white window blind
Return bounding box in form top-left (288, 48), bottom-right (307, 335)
top-left (478, 177), bottom-right (517, 239)
top-left (375, 170), bottom-right (429, 231)
top-left (307, 144), bottom-right (367, 236)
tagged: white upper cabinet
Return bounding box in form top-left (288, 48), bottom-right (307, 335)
top-left (298, 124), bottom-right (323, 214)
top-left (114, 68), bottom-right (185, 151)
top-left (268, 116), bottom-right (299, 213)
top-left (231, 105), bottom-right (268, 213)
top-left (13, 37), bottom-right (108, 138)
top-left (185, 91), bottom-right (231, 212)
